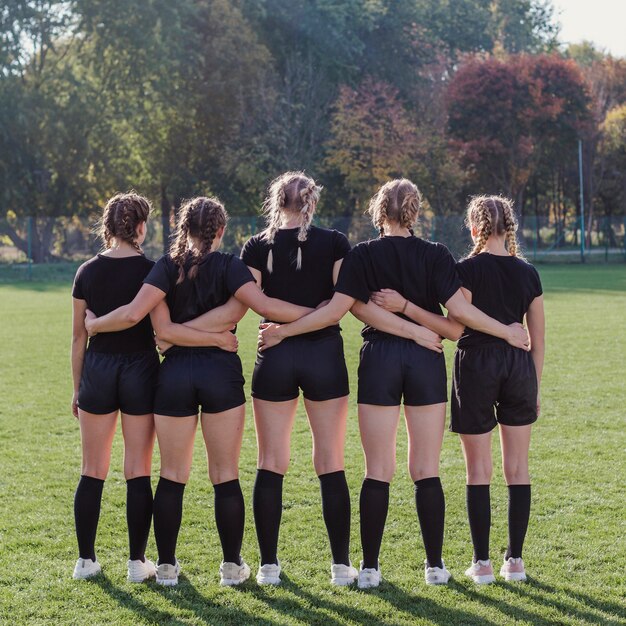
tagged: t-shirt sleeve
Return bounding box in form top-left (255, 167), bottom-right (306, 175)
top-left (334, 246), bottom-right (370, 303)
top-left (143, 255), bottom-right (175, 294)
top-left (226, 256), bottom-right (256, 294)
top-left (240, 236), bottom-right (265, 271)
top-left (433, 244), bottom-right (462, 305)
top-left (456, 259), bottom-right (473, 291)
top-left (71, 263), bottom-right (86, 299)
top-left (529, 265), bottom-right (543, 298)
top-left (332, 230), bottom-right (351, 262)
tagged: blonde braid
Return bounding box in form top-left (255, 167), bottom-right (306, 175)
top-left (295, 180), bottom-right (321, 270)
top-left (501, 199), bottom-right (522, 258)
top-left (467, 197), bottom-right (493, 257)
top-left (399, 186), bottom-right (420, 230)
top-left (368, 187), bottom-right (390, 236)
top-left (262, 179), bottom-right (288, 273)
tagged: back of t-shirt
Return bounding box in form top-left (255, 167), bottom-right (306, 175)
top-left (144, 251), bottom-right (254, 324)
top-left (72, 254), bottom-right (155, 353)
top-left (335, 236), bottom-right (461, 338)
top-left (241, 225), bottom-right (351, 334)
top-left (456, 253), bottom-right (543, 348)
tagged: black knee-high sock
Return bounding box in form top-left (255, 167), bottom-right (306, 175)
top-left (506, 484), bottom-right (531, 559)
top-left (360, 478), bottom-right (389, 569)
top-left (253, 469), bottom-right (283, 565)
top-left (414, 477), bottom-right (445, 569)
top-left (319, 471), bottom-right (351, 566)
top-left (74, 475), bottom-right (105, 561)
top-left (153, 477), bottom-right (185, 566)
top-left (126, 476), bottom-right (153, 562)
top-left (214, 479), bottom-right (245, 564)
top-left (466, 484), bottom-right (491, 562)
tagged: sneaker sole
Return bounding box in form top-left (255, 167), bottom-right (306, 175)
top-left (128, 572), bottom-right (156, 583)
top-left (156, 577), bottom-right (178, 586)
top-left (221, 570), bottom-right (251, 587)
top-left (73, 566), bottom-right (102, 580)
top-left (256, 576), bottom-right (281, 585)
top-left (467, 573), bottom-right (496, 584)
top-left (501, 571), bottom-right (527, 582)
top-left (332, 576), bottom-right (358, 586)
top-left (425, 575), bottom-right (451, 585)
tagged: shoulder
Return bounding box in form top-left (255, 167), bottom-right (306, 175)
top-left (74, 255), bottom-right (100, 279)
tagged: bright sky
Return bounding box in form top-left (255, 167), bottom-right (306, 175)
top-left (552, 0), bottom-right (626, 57)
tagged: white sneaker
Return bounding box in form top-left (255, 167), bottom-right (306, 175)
top-left (156, 560), bottom-right (181, 586)
top-left (73, 558), bottom-right (102, 579)
top-left (465, 559), bottom-right (496, 584)
top-left (500, 556), bottom-right (527, 582)
top-left (424, 560), bottom-right (451, 585)
top-left (357, 561), bottom-right (381, 589)
top-left (331, 562), bottom-right (359, 586)
top-left (256, 561), bottom-right (281, 585)
top-left (220, 559), bottom-right (251, 586)
top-left (127, 558), bottom-right (157, 583)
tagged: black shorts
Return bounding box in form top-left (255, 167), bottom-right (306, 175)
top-left (78, 349), bottom-right (159, 415)
top-left (357, 336), bottom-right (447, 406)
top-left (252, 331), bottom-right (349, 402)
top-left (154, 347), bottom-right (245, 416)
top-left (450, 344), bottom-right (538, 434)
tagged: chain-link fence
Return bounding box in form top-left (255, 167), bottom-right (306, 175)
top-left (1, 213), bottom-right (625, 279)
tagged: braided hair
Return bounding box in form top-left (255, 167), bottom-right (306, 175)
top-left (261, 171), bottom-right (321, 272)
top-left (98, 192), bottom-right (152, 254)
top-left (368, 179), bottom-right (421, 236)
top-left (466, 195), bottom-right (522, 258)
top-left (170, 197), bottom-right (228, 284)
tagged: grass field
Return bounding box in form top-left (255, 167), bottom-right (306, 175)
top-left (0, 264), bottom-right (625, 625)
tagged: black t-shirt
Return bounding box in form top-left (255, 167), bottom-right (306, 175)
top-left (143, 252), bottom-right (254, 324)
top-left (456, 253), bottom-right (543, 348)
top-left (335, 236), bottom-right (461, 338)
top-left (72, 254), bottom-right (156, 353)
top-left (241, 225), bottom-right (351, 336)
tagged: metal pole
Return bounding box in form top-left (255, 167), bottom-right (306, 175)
top-left (578, 139), bottom-right (585, 263)
top-left (27, 216), bottom-right (33, 281)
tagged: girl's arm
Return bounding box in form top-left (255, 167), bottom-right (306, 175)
top-left (234, 280), bottom-right (314, 321)
top-left (71, 298), bottom-right (88, 418)
top-left (85, 283), bottom-right (166, 335)
top-left (150, 301), bottom-right (238, 352)
top-left (444, 289), bottom-right (530, 350)
top-left (370, 288), bottom-right (464, 341)
top-left (526, 295), bottom-right (545, 414)
top-left (176, 296), bottom-right (249, 333)
top-left (350, 300), bottom-right (443, 352)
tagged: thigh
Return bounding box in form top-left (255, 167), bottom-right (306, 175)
top-left (253, 398), bottom-right (298, 475)
top-left (460, 432), bottom-right (493, 484)
top-left (357, 340), bottom-right (404, 406)
top-left (78, 409), bottom-right (118, 479)
top-left (155, 414), bottom-right (198, 484)
top-left (201, 404), bottom-right (246, 485)
top-left (404, 403), bottom-right (446, 482)
top-left (251, 340), bottom-right (299, 402)
top-left (499, 424), bottom-right (532, 485)
top-left (358, 404), bottom-right (401, 482)
top-left (304, 395), bottom-right (349, 475)
top-left (299, 334), bottom-right (349, 402)
top-left (121, 412), bottom-right (156, 479)
top-left (119, 351), bottom-right (159, 416)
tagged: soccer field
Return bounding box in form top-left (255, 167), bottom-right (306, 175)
top-left (0, 265), bottom-right (624, 626)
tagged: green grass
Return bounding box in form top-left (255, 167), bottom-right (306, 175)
top-left (0, 265), bottom-right (625, 625)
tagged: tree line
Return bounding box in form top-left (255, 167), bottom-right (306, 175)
top-left (1, 0), bottom-right (625, 261)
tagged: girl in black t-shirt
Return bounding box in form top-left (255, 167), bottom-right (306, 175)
top-left (71, 192), bottom-right (159, 582)
top-left (259, 179), bottom-right (530, 588)
top-left (85, 197), bottom-right (316, 587)
top-left (240, 172), bottom-right (356, 586)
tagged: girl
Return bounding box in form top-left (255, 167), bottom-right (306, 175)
top-left (259, 179), bottom-right (530, 588)
top-left (84, 196), bottom-right (317, 586)
top-left (451, 196), bottom-right (543, 583)
top-left (71, 192), bottom-right (159, 582)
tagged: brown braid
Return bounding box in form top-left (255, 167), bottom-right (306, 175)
top-left (261, 171), bottom-right (321, 272)
top-left (98, 192), bottom-right (151, 254)
top-left (466, 195), bottom-right (522, 258)
top-left (170, 197), bottom-right (228, 284)
top-left (368, 179), bottom-right (421, 236)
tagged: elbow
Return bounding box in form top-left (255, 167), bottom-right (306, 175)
top-left (447, 328), bottom-right (463, 342)
top-left (125, 310), bottom-right (142, 326)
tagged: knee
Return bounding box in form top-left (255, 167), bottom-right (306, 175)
top-left (466, 460), bottom-right (493, 485)
top-left (125, 465), bottom-right (152, 480)
top-left (160, 467), bottom-right (190, 485)
top-left (81, 463), bottom-right (109, 481)
top-left (313, 450), bottom-right (344, 477)
top-left (503, 463), bottom-right (529, 485)
top-left (258, 451), bottom-right (290, 476)
top-left (410, 466), bottom-right (440, 482)
top-left (366, 459), bottom-right (396, 483)
top-left (208, 466), bottom-right (239, 485)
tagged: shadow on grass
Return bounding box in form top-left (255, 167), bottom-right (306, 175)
top-left (449, 576), bottom-right (625, 626)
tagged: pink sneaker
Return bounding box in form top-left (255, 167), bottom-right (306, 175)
top-left (465, 559), bottom-right (495, 584)
top-left (500, 557), bottom-right (527, 581)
